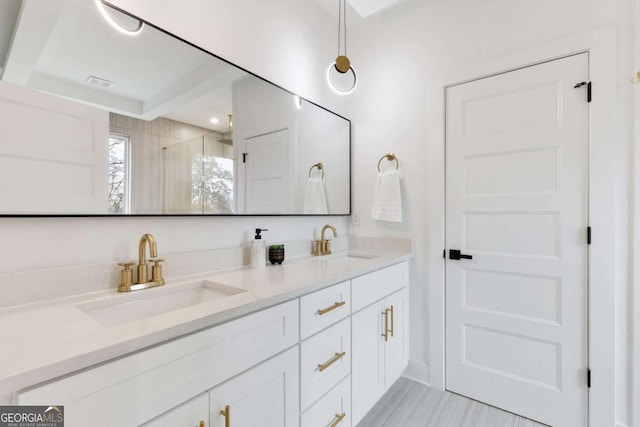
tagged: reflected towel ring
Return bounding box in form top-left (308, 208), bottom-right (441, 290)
top-left (309, 162), bottom-right (325, 178)
top-left (377, 153), bottom-right (399, 172)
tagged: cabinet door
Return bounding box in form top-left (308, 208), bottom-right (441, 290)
top-left (384, 288), bottom-right (409, 388)
top-left (141, 393), bottom-right (208, 427)
top-left (351, 300), bottom-right (385, 426)
top-left (209, 346), bottom-right (299, 427)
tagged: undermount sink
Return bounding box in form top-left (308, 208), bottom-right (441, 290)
top-left (313, 252), bottom-right (380, 261)
top-left (77, 280), bottom-right (246, 327)
top-left (346, 252), bottom-right (380, 259)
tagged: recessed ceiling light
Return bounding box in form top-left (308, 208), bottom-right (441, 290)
top-left (210, 117), bottom-right (220, 124)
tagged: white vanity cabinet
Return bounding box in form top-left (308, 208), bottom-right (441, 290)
top-left (16, 300), bottom-right (299, 427)
top-left (209, 346), bottom-right (299, 427)
top-left (13, 259), bottom-right (410, 427)
top-left (351, 265), bottom-right (409, 426)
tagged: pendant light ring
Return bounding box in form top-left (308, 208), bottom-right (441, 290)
top-left (327, 61), bottom-right (357, 95)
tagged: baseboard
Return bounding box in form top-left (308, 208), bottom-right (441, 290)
top-left (616, 423), bottom-right (628, 427)
top-left (401, 359), bottom-right (430, 386)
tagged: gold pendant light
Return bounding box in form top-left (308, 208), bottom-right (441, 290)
top-left (327, 0), bottom-right (357, 94)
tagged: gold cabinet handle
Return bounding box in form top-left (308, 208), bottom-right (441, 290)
top-left (318, 351), bottom-right (346, 372)
top-left (219, 405), bottom-right (230, 427)
top-left (330, 412), bottom-right (347, 427)
top-left (317, 301), bottom-right (346, 316)
top-left (389, 304), bottom-right (395, 338)
top-left (381, 308), bottom-right (390, 342)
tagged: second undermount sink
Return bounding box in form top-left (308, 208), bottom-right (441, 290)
top-left (313, 251), bottom-right (381, 261)
top-left (77, 280), bottom-right (246, 327)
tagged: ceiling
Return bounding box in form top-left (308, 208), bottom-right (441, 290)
top-left (0, 0), bottom-right (411, 132)
top-left (315, 0), bottom-right (408, 19)
top-left (0, 0), bottom-right (244, 132)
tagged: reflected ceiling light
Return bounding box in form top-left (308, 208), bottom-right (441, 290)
top-left (95, 0), bottom-right (144, 36)
top-left (210, 117), bottom-right (220, 124)
top-left (327, 0), bottom-right (357, 95)
top-left (294, 95), bottom-right (302, 109)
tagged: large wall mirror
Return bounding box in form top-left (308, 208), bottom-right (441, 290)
top-left (0, 0), bottom-right (351, 215)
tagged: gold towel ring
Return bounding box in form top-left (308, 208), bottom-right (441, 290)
top-left (377, 153), bottom-right (399, 172)
top-left (308, 162), bottom-right (324, 178)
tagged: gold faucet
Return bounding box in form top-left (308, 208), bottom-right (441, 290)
top-left (118, 233), bottom-right (165, 292)
top-left (314, 224), bottom-right (338, 256)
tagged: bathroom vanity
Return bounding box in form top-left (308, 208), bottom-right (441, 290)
top-left (0, 248), bottom-right (410, 427)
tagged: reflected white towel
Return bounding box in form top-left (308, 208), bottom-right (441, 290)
top-left (303, 177), bottom-right (328, 214)
top-left (371, 169), bottom-right (402, 222)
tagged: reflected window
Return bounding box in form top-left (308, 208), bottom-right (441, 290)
top-left (191, 154), bottom-right (233, 214)
top-left (108, 134), bottom-right (130, 214)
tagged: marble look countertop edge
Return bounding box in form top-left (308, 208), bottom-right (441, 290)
top-left (0, 250), bottom-right (412, 399)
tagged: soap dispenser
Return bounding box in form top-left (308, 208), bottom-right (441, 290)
top-left (250, 228), bottom-right (268, 268)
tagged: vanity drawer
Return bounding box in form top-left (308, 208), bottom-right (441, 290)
top-left (301, 375), bottom-right (351, 427)
top-left (16, 300), bottom-right (298, 427)
top-left (300, 317), bottom-right (351, 410)
top-left (351, 262), bottom-right (408, 312)
top-left (300, 280), bottom-right (350, 339)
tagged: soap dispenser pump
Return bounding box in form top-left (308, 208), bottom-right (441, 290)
top-left (250, 228), bottom-right (268, 268)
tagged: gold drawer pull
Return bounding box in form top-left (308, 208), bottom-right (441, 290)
top-left (381, 308), bottom-right (390, 342)
top-left (317, 301), bottom-right (346, 316)
top-left (318, 351), bottom-right (346, 372)
top-left (330, 412), bottom-right (347, 427)
top-left (219, 405), bottom-right (230, 427)
top-left (389, 304), bottom-right (395, 337)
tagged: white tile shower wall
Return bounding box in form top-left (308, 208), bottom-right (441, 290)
top-left (110, 113), bottom-right (232, 214)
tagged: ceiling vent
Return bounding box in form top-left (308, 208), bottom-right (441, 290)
top-left (86, 75), bottom-right (115, 88)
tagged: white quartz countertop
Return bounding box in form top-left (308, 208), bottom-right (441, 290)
top-left (0, 249), bottom-right (411, 398)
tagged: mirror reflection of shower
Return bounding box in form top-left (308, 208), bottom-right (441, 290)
top-left (163, 133), bottom-right (234, 214)
top-left (217, 115), bottom-right (233, 145)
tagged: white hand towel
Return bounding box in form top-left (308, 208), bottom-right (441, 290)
top-left (303, 177), bottom-right (329, 214)
top-left (371, 169), bottom-right (402, 222)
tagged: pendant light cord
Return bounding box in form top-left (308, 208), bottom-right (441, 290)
top-left (337, 0), bottom-right (342, 56)
top-left (343, 0), bottom-right (347, 57)
top-left (336, 0), bottom-right (347, 57)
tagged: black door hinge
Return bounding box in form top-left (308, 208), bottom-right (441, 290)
top-left (587, 369), bottom-right (591, 388)
top-left (242, 152), bottom-right (248, 163)
top-left (587, 226), bottom-right (592, 245)
top-left (574, 81), bottom-right (592, 103)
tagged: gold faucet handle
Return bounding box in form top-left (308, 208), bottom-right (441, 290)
top-left (149, 258), bottom-right (166, 283)
top-left (117, 262), bottom-right (135, 292)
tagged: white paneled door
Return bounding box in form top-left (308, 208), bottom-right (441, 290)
top-left (243, 128), bottom-right (291, 214)
top-left (445, 53), bottom-right (589, 427)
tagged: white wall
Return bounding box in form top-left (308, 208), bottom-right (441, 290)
top-left (0, 1), bottom-right (349, 271)
top-left (344, 0), bottom-right (635, 425)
